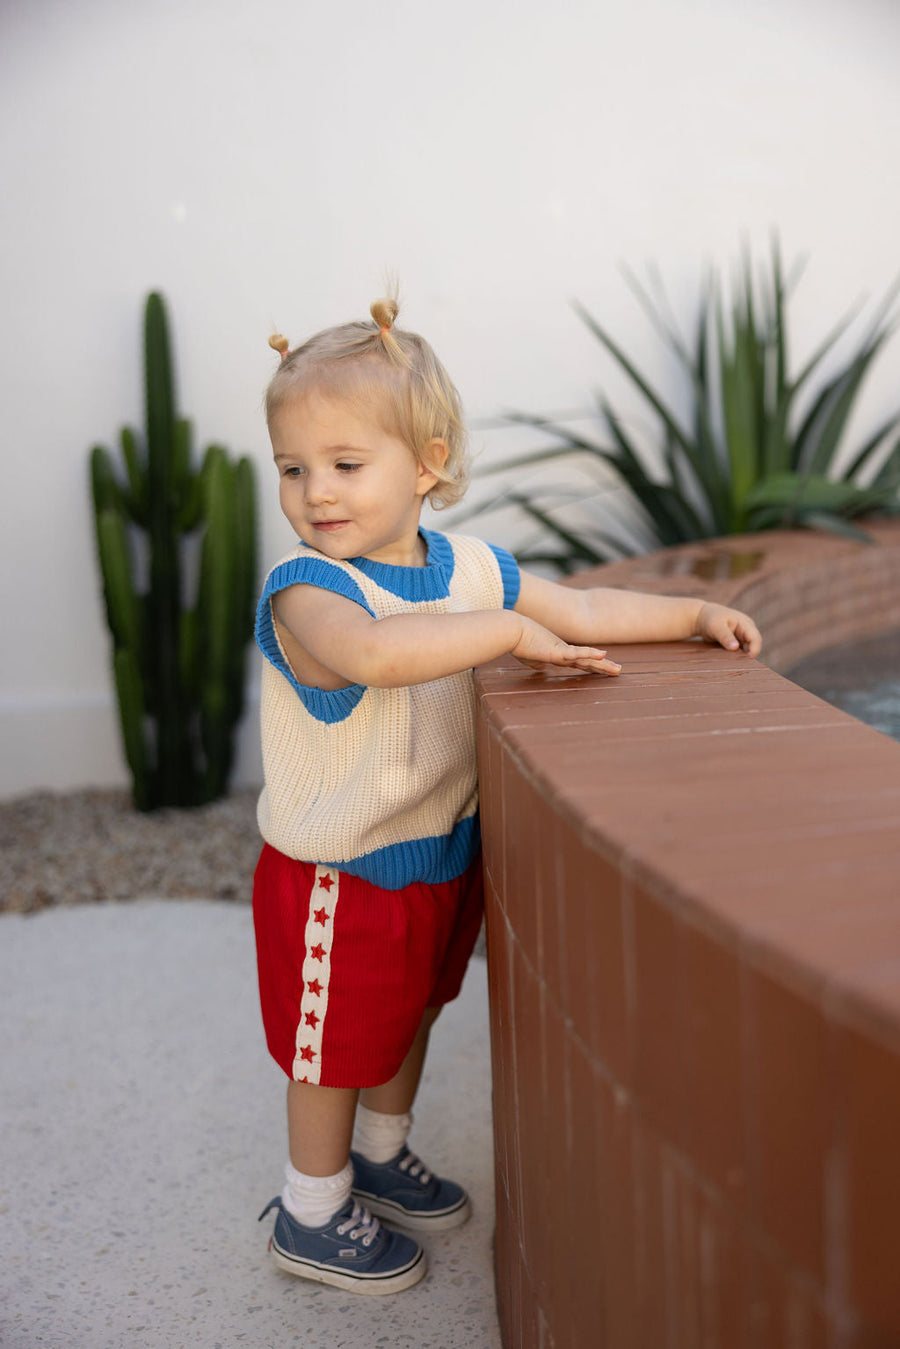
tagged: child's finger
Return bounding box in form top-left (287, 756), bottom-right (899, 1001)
top-left (716, 615), bottom-right (761, 657)
top-left (708, 617), bottom-right (743, 651)
top-left (736, 620), bottom-right (762, 657)
top-left (569, 651), bottom-right (622, 675)
top-left (541, 644), bottom-right (608, 667)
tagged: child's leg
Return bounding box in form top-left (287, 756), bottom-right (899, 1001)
top-left (283, 1081), bottom-right (359, 1228)
top-left (287, 1080), bottom-right (358, 1175)
top-left (359, 1005), bottom-right (441, 1116)
top-left (352, 1007), bottom-right (440, 1163)
top-left (265, 1076), bottom-right (426, 1294)
top-left (349, 1006), bottom-right (470, 1232)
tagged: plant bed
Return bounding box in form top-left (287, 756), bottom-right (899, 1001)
top-left (0, 787), bottom-right (262, 914)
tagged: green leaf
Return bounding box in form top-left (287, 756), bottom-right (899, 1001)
top-left (598, 402), bottom-right (701, 545)
top-left (573, 301), bottom-right (696, 459)
top-left (717, 296), bottom-right (758, 518)
top-left (871, 438), bottom-right (900, 490)
top-left (506, 494), bottom-right (610, 565)
top-left (801, 334), bottom-right (893, 477)
top-left (619, 263), bottom-right (695, 370)
top-left (842, 415), bottom-right (900, 480)
top-left (771, 234), bottom-right (788, 400)
top-left (793, 510), bottom-right (878, 543)
top-left (471, 440), bottom-right (602, 478)
top-left (789, 301), bottom-right (865, 399)
top-left (744, 472), bottom-right (889, 516)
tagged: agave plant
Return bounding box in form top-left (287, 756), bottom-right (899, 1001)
top-left (466, 241), bottom-right (900, 573)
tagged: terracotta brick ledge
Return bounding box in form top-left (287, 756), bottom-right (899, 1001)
top-left (475, 520), bottom-right (900, 1349)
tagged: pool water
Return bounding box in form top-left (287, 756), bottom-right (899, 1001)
top-left (787, 629), bottom-right (900, 743)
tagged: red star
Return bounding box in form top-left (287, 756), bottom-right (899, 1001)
top-left (318, 874), bottom-right (334, 891)
top-left (313, 907), bottom-right (328, 926)
top-left (305, 1010), bottom-right (320, 1029)
top-left (310, 943), bottom-right (326, 961)
top-left (298, 1076), bottom-right (308, 1083)
top-left (299, 1044), bottom-right (315, 1063)
top-left (307, 978), bottom-right (323, 996)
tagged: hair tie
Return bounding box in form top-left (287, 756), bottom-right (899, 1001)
top-left (268, 333), bottom-right (290, 362)
top-left (370, 297), bottom-right (399, 334)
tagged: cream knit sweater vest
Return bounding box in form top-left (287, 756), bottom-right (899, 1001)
top-left (255, 529), bottom-right (519, 890)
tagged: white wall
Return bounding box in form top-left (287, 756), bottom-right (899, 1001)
top-left (2, 0), bottom-right (899, 797)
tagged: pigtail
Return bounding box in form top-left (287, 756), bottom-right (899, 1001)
top-left (369, 296), bottom-right (411, 369)
top-left (370, 297), bottom-right (398, 332)
top-left (268, 332), bottom-right (290, 362)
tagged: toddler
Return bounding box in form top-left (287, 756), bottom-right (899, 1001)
top-left (254, 295), bottom-right (761, 1294)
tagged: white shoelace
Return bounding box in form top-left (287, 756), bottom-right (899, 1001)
top-left (337, 1199), bottom-right (381, 1247)
top-left (398, 1150), bottom-right (432, 1184)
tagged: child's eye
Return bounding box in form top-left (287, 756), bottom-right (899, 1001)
top-left (284, 466), bottom-right (306, 477)
top-left (336, 462), bottom-right (363, 473)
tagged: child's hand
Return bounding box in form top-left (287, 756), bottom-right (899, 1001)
top-left (695, 602), bottom-right (762, 657)
top-left (512, 616), bottom-right (622, 676)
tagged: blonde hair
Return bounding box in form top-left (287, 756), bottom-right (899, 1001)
top-left (266, 297), bottom-right (469, 509)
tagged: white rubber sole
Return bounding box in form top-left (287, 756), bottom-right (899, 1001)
top-left (352, 1190), bottom-right (472, 1233)
top-left (271, 1241), bottom-right (427, 1295)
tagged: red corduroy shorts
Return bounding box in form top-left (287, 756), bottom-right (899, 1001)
top-left (252, 843), bottom-right (484, 1088)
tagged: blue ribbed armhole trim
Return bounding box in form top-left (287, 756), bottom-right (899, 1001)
top-left (487, 544), bottom-right (521, 609)
top-left (255, 557), bottom-right (374, 723)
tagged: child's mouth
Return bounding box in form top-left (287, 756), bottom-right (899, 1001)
top-left (312, 520), bottom-right (349, 533)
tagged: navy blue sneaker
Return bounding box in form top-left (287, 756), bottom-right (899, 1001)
top-left (258, 1195), bottom-right (426, 1294)
top-left (350, 1148), bottom-right (471, 1232)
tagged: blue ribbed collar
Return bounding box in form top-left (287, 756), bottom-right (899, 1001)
top-left (348, 528), bottom-right (455, 600)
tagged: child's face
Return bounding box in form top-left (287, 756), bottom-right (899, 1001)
top-left (270, 393), bottom-right (441, 566)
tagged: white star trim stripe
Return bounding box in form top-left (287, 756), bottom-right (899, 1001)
top-left (292, 865), bottom-right (339, 1083)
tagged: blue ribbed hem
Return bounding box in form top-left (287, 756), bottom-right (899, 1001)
top-left (487, 544), bottom-right (521, 609)
top-left (323, 814), bottom-right (480, 890)
top-left (349, 529), bottom-right (454, 600)
top-left (255, 557), bottom-right (372, 723)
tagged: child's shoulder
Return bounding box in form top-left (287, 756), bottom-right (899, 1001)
top-left (427, 530), bottom-right (520, 610)
top-left (263, 539), bottom-right (356, 581)
top-left (426, 528), bottom-right (516, 566)
top-left (260, 542), bottom-right (371, 616)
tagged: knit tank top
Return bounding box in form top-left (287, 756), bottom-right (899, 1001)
top-left (255, 528), bottom-right (520, 890)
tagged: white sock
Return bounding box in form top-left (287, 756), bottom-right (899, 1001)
top-left (282, 1160), bottom-right (353, 1227)
top-left (352, 1104), bottom-right (413, 1164)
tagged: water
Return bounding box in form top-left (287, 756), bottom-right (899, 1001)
top-left (787, 629), bottom-right (900, 743)
top-left (642, 548), bottom-right (765, 581)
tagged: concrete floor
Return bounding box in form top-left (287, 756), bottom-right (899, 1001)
top-left (0, 900), bottom-right (500, 1349)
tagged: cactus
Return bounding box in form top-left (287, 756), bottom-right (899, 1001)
top-left (89, 292), bottom-right (257, 809)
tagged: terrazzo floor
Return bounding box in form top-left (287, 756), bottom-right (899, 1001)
top-left (0, 900), bottom-right (500, 1349)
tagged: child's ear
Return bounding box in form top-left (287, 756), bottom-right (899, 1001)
top-left (415, 439), bottom-right (449, 496)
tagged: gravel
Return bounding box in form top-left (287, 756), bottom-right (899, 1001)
top-left (0, 787), bottom-right (262, 914)
top-left (0, 789), bottom-right (489, 957)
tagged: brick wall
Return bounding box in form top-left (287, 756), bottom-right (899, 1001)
top-left (476, 522), bottom-right (900, 1349)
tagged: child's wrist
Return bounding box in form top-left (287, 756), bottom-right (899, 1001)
top-left (507, 609), bottom-right (527, 654)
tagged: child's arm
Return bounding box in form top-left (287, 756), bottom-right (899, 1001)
top-left (272, 585), bottom-right (623, 688)
top-left (514, 571), bottom-right (763, 656)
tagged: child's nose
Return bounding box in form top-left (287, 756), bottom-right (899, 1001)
top-left (305, 471), bottom-right (337, 504)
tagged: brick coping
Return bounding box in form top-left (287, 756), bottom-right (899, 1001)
top-left (475, 519), bottom-right (900, 1056)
